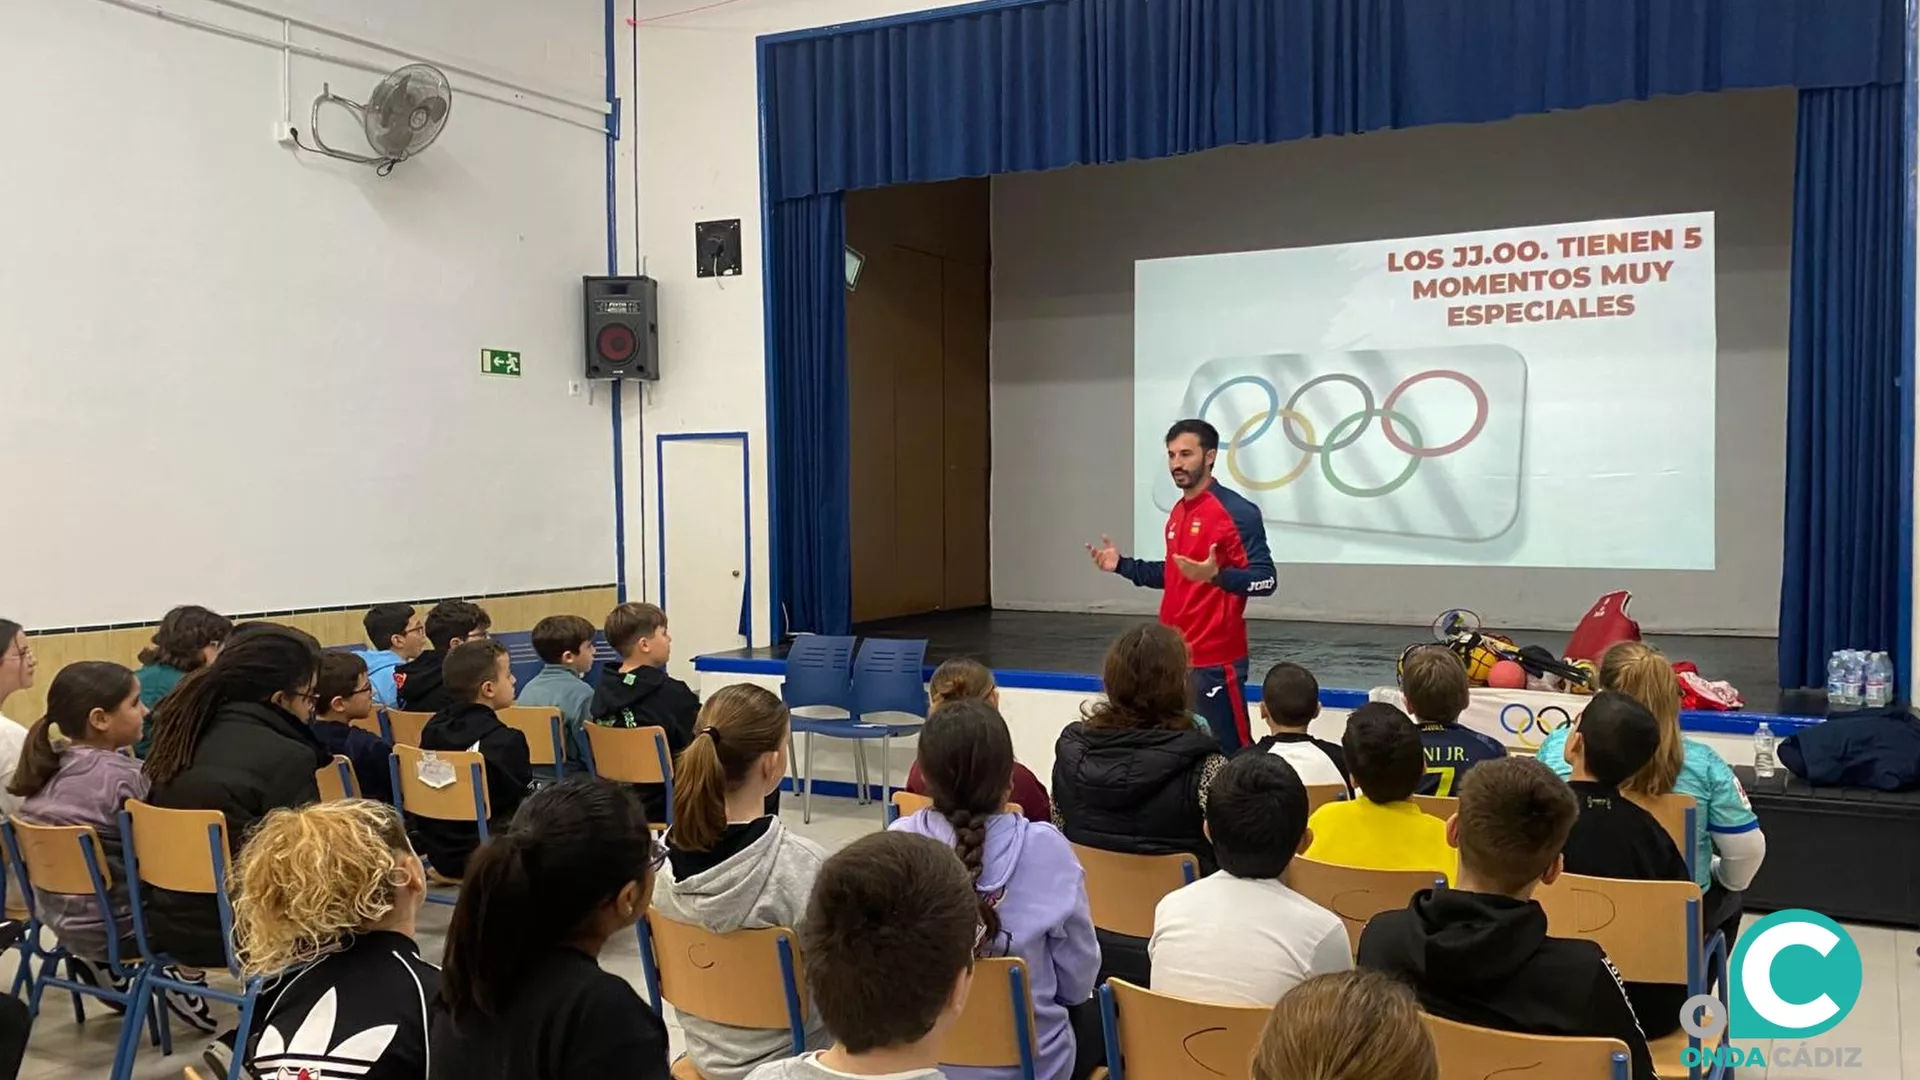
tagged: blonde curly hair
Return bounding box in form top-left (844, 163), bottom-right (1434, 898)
top-left (232, 799), bottom-right (416, 976)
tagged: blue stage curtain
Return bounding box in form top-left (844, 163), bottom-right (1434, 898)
top-left (1779, 84), bottom-right (1905, 690)
top-left (769, 192), bottom-right (853, 635)
top-left (762, 0), bottom-right (1900, 201)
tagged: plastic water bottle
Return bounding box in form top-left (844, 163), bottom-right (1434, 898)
top-left (1753, 722), bottom-right (1777, 779)
top-left (1843, 649), bottom-right (1867, 707)
top-left (1827, 651), bottom-right (1849, 705)
top-left (1865, 651), bottom-right (1893, 708)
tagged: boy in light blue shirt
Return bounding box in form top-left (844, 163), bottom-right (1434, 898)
top-left (356, 603), bottom-right (427, 709)
top-left (515, 614), bottom-right (601, 769)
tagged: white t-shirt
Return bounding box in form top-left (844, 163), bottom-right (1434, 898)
top-left (1264, 738), bottom-right (1347, 789)
top-left (0, 713), bottom-right (27, 817)
top-left (1149, 871), bottom-right (1352, 1006)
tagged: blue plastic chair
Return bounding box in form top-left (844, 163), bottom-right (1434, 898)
top-left (388, 745), bottom-right (490, 906)
top-left (780, 635), bottom-right (856, 823)
top-left (791, 638), bottom-right (930, 826)
top-left (4, 819), bottom-right (166, 1080)
top-left (117, 800), bottom-right (263, 1080)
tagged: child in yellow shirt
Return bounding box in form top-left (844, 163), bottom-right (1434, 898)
top-left (1306, 703), bottom-right (1455, 881)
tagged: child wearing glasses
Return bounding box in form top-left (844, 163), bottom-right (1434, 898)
top-left (309, 651), bottom-right (397, 804)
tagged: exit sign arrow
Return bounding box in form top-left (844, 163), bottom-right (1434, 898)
top-left (481, 349), bottom-right (522, 377)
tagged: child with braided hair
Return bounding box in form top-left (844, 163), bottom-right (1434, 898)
top-left (891, 699), bottom-right (1100, 1080)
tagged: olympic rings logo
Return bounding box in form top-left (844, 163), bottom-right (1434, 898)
top-left (1196, 369), bottom-right (1489, 498)
top-left (1499, 703), bottom-right (1573, 749)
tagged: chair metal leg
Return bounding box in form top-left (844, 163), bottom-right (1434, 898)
top-left (854, 743), bottom-right (869, 804)
top-left (803, 732), bottom-right (815, 824)
top-left (67, 957), bottom-right (86, 1025)
top-left (880, 733), bottom-right (893, 826)
top-left (787, 735), bottom-right (800, 806)
top-left (228, 988), bottom-right (261, 1080)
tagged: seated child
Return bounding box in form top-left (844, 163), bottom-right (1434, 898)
top-left (1252, 971), bottom-right (1437, 1080)
top-left (1250, 662), bottom-right (1348, 790)
top-left (396, 600), bottom-right (491, 714)
top-left (1559, 690), bottom-right (1691, 1036)
top-left (234, 800), bottom-right (437, 1080)
top-left (905, 659), bottom-right (1052, 824)
top-left (1401, 646), bottom-right (1505, 796)
top-left (589, 603), bottom-right (700, 823)
top-left (1357, 757), bottom-right (1655, 1080)
top-left (309, 651), bottom-right (396, 805)
top-left (1304, 703), bottom-right (1454, 881)
top-left (416, 640), bottom-right (531, 879)
top-left (655, 685), bottom-right (831, 1079)
top-left (892, 700), bottom-right (1098, 1080)
top-left (1151, 753), bottom-right (1351, 1005)
top-left (746, 831), bottom-right (981, 1080)
top-left (516, 615), bottom-right (600, 769)
top-left (358, 603), bottom-right (426, 710)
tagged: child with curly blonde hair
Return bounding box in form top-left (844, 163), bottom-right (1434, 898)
top-left (233, 799), bottom-right (435, 1080)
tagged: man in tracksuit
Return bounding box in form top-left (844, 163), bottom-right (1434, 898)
top-left (1088, 418), bottom-right (1277, 754)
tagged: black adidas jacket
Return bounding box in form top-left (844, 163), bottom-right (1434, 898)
top-left (247, 931), bottom-right (440, 1080)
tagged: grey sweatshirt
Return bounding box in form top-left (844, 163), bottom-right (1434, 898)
top-left (746, 1054), bottom-right (945, 1080)
top-left (654, 817), bottom-right (832, 1080)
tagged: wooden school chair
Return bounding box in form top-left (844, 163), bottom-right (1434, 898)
top-left (1070, 844), bottom-right (1199, 939)
top-left (499, 705), bottom-right (567, 772)
top-left (1533, 872), bottom-right (1728, 1080)
top-left (388, 744), bottom-right (490, 903)
top-left (385, 709), bottom-right (434, 748)
top-left (942, 956), bottom-right (1039, 1080)
top-left (1623, 792), bottom-right (1699, 880)
top-left (637, 910), bottom-right (809, 1080)
top-left (1305, 782), bottom-right (1347, 815)
top-left (117, 801), bottom-right (263, 1080)
top-left (315, 755), bottom-right (359, 802)
top-left (1424, 1013), bottom-right (1630, 1080)
top-left (1412, 794), bottom-right (1459, 822)
top-left (1282, 856), bottom-right (1443, 957)
top-left (1093, 978), bottom-right (1269, 1080)
top-left (3, 819), bottom-right (164, 1080)
top-left (582, 723), bottom-right (676, 829)
top-left (350, 707), bottom-right (393, 743)
top-left (888, 791), bottom-right (1024, 822)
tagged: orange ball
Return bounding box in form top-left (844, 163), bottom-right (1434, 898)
top-left (1487, 660), bottom-right (1528, 690)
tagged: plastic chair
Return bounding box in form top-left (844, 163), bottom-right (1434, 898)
top-left (637, 909), bottom-right (808, 1078)
top-left (1094, 978), bottom-right (1269, 1080)
top-left (840, 638), bottom-right (932, 825)
top-left (388, 745), bottom-right (490, 905)
top-left (1623, 792), bottom-right (1700, 881)
top-left (117, 800), bottom-right (263, 1080)
top-left (1281, 856), bottom-right (1443, 957)
top-left (315, 755), bottom-right (359, 802)
top-left (1304, 782), bottom-right (1347, 815)
top-left (386, 709), bottom-right (434, 748)
top-left (2, 819), bottom-right (165, 1080)
top-left (499, 706), bottom-right (567, 773)
top-left (1533, 860), bottom-right (1728, 1080)
top-left (1070, 844), bottom-right (1198, 939)
top-left (350, 708), bottom-right (393, 743)
top-left (779, 635), bottom-right (855, 824)
top-left (582, 724), bottom-right (676, 829)
top-left (1411, 794), bottom-right (1458, 822)
top-left (1424, 1013), bottom-right (1630, 1080)
top-left (941, 956), bottom-right (1038, 1080)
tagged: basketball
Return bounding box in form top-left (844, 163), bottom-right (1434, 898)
top-left (1487, 659), bottom-right (1528, 689)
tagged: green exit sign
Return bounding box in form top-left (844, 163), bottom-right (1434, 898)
top-left (481, 349), bottom-right (522, 377)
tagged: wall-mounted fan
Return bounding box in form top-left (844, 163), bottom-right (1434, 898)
top-left (305, 63), bottom-right (452, 174)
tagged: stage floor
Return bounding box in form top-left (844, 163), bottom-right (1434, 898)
top-left (709, 607), bottom-right (1789, 714)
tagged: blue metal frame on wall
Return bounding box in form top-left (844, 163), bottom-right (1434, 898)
top-left (604, 0), bottom-right (629, 603)
top-left (655, 431), bottom-right (755, 643)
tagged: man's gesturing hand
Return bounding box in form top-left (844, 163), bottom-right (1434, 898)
top-left (1172, 545), bottom-right (1219, 583)
top-left (1086, 534), bottom-right (1121, 573)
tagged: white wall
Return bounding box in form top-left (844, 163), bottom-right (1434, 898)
top-left (992, 90), bottom-right (1796, 635)
top-left (3, 0), bottom-right (616, 629)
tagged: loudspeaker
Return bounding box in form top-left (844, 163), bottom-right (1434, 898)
top-left (583, 275), bottom-right (659, 380)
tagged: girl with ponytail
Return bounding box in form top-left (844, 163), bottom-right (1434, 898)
top-left (431, 777), bottom-right (671, 1080)
top-left (890, 699), bottom-right (1100, 1080)
top-left (653, 684), bottom-right (831, 1080)
top-left (904, 659), bottom-right (1054, 824)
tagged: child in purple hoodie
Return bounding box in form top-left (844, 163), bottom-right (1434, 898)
top-left (891, 700), bottom-right (1101, 1080)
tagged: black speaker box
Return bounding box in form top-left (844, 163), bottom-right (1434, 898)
top-left (583, 275), bottom-right (659, 380)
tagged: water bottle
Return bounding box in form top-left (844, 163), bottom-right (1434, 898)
top-left (1753, 722), bottom-right (1777, 779)
top-left (1827, 651), bottom-right (1849, 705)
top-left (1865, 651), bottom-right (1893, 708)
top-left (1843, 649), bottom-right (1867, 707)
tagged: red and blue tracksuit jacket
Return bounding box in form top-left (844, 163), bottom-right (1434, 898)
top-left (1115, 481), bottom-right (1277, 668)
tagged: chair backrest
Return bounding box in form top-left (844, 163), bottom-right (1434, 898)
top-left (1100, 978), bottom-right (1269, 1080)
top-left (1411, 794), bottom-right (1458, 821)
top-left (1305, 783), bottom-right (1347, 815)
top-left (391, 745), bottom-right (491, 824)
top-left (386, 710), bottom-right (433, 748)
top-left (350, 709), bottom-right (389, 742)
top-left (121, 799), bottom-right (230, 895)
top-left (1532, 872), bottom-right (1701, 985)
top-left (584, 723), bottom-right (674, 784)
top-left (890, 791), bottom-right (1023, 820)
top-left (852, 638), bottom-right (930, 720)
top-left (6, 818), bottom-right (113, 896)
top-left (1281, 855), bottom-right (1439, 956)
top-left (1622, 791), bottom-right (1698, 876)
top-left (941, 957), bottom-right (1037, 1071)
top-left (498, 706), bottom-right (566, 766)
top-left (641, 909), bottom-right (809, 1042)
top-left (315, 755), bottom-right (359, 802)
top-left (782, 635), bottom-right (857, 713)
top-left (1423, 1013), bottom-right (1629, 1080)
top-left (1070, 844), bottom-right (1198, 938)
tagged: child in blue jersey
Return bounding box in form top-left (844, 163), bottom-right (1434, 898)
top-left (1401, 647), bottom-right (1505, 797)
top-left (1537, 642), bottom-right (1765, 949)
